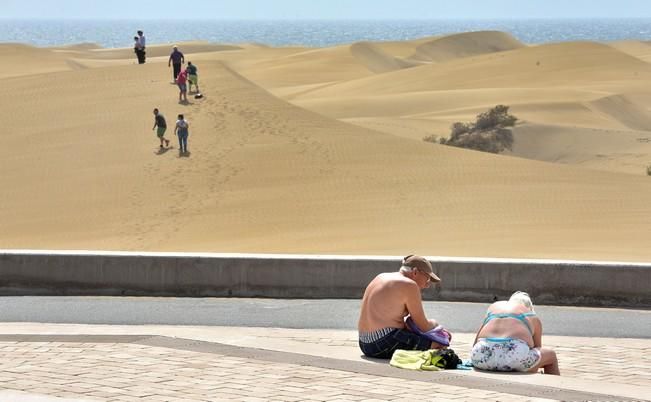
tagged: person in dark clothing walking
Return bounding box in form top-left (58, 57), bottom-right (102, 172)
top-left (186, 61), bottom-right (200, 93)
top-left (168, 45), bottom-right (185, 81)
top-left (152, 108), bottom-right (170, 149)
top-left (135, 30), bottom-right (146, 64)
top-left (133, 36), bottom-right (142, 64)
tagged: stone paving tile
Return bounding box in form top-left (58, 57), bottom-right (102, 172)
top-left (0, 340), bottom-right (567, 402)
top-left (289, 332), bottom-right (651, 387)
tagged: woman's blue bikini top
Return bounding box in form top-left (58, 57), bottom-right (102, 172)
top-left (482, 311), bottom-right (536, 336)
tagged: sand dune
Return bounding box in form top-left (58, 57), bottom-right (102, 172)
top-left (511, 123), bottom-right (651, 174)
top-left (270, 39), bottom-right (651, 179)
top-left (589, 94), bottom-right (651, 131)
top-left (236, 44), bottom-right (375, 89)
top-left (609, 40), bottom-right (651, 62)
top-left (410, 30), bottom-right (525, 62)
top-left (349, 41), bottom-right (421, 73)
top-left (2, 32), bottom-right (651, 261)
top-left (364, 36), bottom-right (441, 58)
top-left (294, 41), bottom-right (651, 99)
top-left (84, 41), bottom-right (242, 60)
top-left (0, 44), bottom-right (77, 78)
top-left (51, 42), bottom-right (103, 50)
top-left (292, 88), bottom-right (606, 123)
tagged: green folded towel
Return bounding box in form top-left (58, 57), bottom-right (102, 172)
top-left (389, 349), bottom-right (443, 371)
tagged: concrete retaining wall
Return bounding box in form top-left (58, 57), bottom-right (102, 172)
top-left (1, 250), bottom-right (649, 307)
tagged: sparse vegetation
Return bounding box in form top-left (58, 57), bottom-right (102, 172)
top-left (647, 164), bottom-right (651, 176)
top-left (425, 105), bottom-right (518, 154)
top-left (422, 134), bottom-right (438, 143)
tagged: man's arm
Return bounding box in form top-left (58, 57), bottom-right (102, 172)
top-left (404, 282), bottom-right (436, 331)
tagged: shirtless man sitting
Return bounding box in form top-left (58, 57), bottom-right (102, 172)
top-left (358, 255), bottom-right (447, 359)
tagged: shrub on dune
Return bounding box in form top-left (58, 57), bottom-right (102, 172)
top-left (426, 105), bottom-right (517, 154)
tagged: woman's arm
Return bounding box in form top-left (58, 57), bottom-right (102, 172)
top-left (472, 322), bottom-right (485, 346)
top-left (473, 305), bottom-right (493, 345)
top-left (532, 317), bottom-right (543, 348)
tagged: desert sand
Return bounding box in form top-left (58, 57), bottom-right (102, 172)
top-left (2, 31), bottom-right (651, 261)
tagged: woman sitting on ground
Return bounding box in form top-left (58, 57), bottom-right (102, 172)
top-left (471, 291), bottom-right (560, 375)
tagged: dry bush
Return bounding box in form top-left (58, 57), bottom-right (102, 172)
top-left (424, 105), bottom-right (518, 154)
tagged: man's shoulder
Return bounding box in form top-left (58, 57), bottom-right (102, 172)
top-left (380, 272), bottom-right (417, 288)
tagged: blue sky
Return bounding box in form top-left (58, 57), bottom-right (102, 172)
top-left (3, 0), bottom-right (651, 19)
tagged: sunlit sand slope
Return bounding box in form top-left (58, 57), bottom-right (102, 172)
top-left (2, 51), bottom-right (651, 260)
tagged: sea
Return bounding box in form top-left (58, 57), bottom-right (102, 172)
top-left (1, 18), bottom-right (651, 48)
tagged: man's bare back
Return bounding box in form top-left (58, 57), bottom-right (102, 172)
top-left (357, 255), bottom-right (446, 358)
top-left (358, 272), bottom-right (416, 331)
top-left (359, 257), bottom-right (440, 333)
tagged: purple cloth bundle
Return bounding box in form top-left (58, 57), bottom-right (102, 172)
top-left (405, 317), bottom-right (451, 347)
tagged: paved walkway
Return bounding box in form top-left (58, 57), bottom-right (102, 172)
top-left (0, 324), bottom-right (648, 401)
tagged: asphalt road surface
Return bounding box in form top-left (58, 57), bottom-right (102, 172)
top-left (1, 297), bottom-right (648, 338)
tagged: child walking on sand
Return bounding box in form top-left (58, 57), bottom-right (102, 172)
top-left (152, 108), bottom-right (170, 149)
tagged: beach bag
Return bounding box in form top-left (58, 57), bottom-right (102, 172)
top-left (435, 348), bottom-right (462, 369)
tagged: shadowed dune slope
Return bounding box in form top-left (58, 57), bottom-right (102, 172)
top-left (2, 54), bottom-right (651, 261)
top-left (589, 94), bottom-right (651, 131)
top-left (349, 41), bottom-right (421, 73)
top-left (365, 36), bottom-right (441, 58)
top-left (411, 30), bottom-right (525, 62)
top-left (510, 123), bottom-right (651, 174)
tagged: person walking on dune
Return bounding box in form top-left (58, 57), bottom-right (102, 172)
top-left (176, 68), bottom-right (188, 103)
top-left (133, 36), bottom-right (141, 64)
top-left (152, 108), bottom-right (170, 149)
top-left (134, 30), bottom-right (146, 64)
top-left (175, 114), bottom-right (190, 155)
top-left (168, 45), bottom-right (184, 81)
top-left (186, 61), bottom-right (200, 93)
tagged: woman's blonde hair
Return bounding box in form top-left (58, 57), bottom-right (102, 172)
top-left (509, 291), bottom-right (535, 312)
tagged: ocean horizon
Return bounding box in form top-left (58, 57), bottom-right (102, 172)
top-left (2, 18), bottom-right (651, 48)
